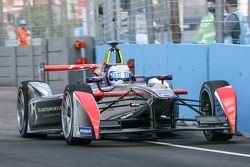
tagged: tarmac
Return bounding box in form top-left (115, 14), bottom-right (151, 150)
top-left (0, 87), bottom-right (249, 167)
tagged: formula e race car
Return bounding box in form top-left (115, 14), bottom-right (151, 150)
top-left (17, 41), bottom-right (237, 145)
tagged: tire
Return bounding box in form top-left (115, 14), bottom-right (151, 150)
top-left (155, 132), bottom-right (172, 138)
top-left (156, 80), bottom-right (179, 138)
top-left (168, 80), bottom-right (179, 119)
top-left (200, 80), bottom-right (233, 141)
top-left (17, 81), bottom-right (47, 138)
top-left (61, 84), bottom-right (92, 145)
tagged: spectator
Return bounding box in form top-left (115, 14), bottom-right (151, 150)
top-left (224, 0), bottom-right (250, 44)
top-left (194, 4), bottom-right (216, 44)
top-left (16, 20), bottom-right (31, 46)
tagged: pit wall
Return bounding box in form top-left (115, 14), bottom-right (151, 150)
top-left (95, 43), bottom-right (250, 136)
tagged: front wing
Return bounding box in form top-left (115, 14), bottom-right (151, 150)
top-left (72, 85), bottom-right (237, 140)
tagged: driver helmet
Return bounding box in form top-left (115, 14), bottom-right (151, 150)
top-left (108, 65), bottom-right (132, 85)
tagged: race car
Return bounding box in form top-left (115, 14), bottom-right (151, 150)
top-left (17, 41), bottom-right (237, 145)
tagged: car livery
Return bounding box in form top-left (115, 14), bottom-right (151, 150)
top-left (16, 41), bottom-right (237, 145)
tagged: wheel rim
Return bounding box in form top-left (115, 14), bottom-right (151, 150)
top-left (17, 89), bottom-right (25, 132)
top-left (200, 89), bottom-right (212, 116)
top-left (62, 92), bottom-right (73, 138)
top-left (200, 89), bottom-right (213, 137)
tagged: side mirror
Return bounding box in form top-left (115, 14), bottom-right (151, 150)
top-left (157, 75), bottom-right (172, 81)
top-left (157, 75), bottom-right (173, 84)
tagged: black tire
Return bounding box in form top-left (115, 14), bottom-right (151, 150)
top-left (200, 80), bottom-right (233, 141)
top-left (167, 80), bottom-right (179, 119)
top-left (62, 84), bottom-right (92, 145)
top-left (156, 80), bottom-right (179, 138)
top-left (17, 81), bottom-right (47, 138)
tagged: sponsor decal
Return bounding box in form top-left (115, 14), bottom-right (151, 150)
top-left (79, 127), bottom-right (92, 136)
top-left (37, 106), bottom-right (62, 113)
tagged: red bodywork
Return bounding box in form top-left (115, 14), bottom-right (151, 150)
top-left (173, 89), bottom-right (188, 95)
top-left (43, 63), bottom-right (134, 72)
top-left (93, 90), bottom-right (144, 100)
top-left (44, 64), bottom-right (100, 71)
top-left (43, 64), bottom-right (236, 135)
top-left (74, 91), bottom-right (100, 139)
top-left (215, 86), bottom-right (237, 134)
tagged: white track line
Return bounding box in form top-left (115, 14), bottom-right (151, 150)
top-left (145, 141), bottom-right (250, 158)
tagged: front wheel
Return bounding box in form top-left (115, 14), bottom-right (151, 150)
top-left (200, 80), bottom-right (233, 141)
top-left (17, 85), bottom-right (28, 137)
top-left (17, 81), bottom-right (47, 138)
top-left (61, 84), bottom-right (92, 145)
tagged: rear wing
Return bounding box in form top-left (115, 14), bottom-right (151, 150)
top-left (38, 59), bottom-right (135, 81)
top-left (38, 63), bottom-right (101, 81)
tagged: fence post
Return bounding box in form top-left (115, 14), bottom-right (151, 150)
top-left (248, 0), bottom-right (250, 27)
top-left (170, 0), bottom-right (181, 43)
top-left (215, 0), bottom-right (224, 43)
top-left (164, 0), bottom-right (172, 43)
top-left (27, 0), bottom-right (32, 45)
top-left (114, 0), bottom-right (121, 42)
top-left (128, 1), bottom-right (136, 44)
top-left (145, 0), bottom-right (155, 43)
top-left (61, 0), bottom-right (68, 37)
top-left (0, 0), bottom-right (4, 46)
top-left (48, 0), bottom-right (53, 38)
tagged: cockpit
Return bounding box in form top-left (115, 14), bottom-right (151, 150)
top-left (93, 41), bottom-right (133, 85)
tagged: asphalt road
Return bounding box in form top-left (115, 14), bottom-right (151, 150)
top-left (0, 87), bottom-right (250, 167)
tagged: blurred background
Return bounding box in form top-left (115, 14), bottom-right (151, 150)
top-left (0, 0), bottom-right (249, 46)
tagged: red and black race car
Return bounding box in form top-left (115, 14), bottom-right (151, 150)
top-left (17, 41), bottom-right (237, 145)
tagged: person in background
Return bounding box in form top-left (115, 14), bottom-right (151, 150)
top-left (16, 20), bottom-right (30, 46)
top-left (194, 3), bottom-right (216, 44)
top-left (224, 0), bottom-right (250, 44)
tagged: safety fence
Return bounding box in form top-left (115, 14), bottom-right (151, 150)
top-left (1, 0), bottom-right (250, 46)
top-left (94, 0), bottom-right (250, 44)
top-left (0, 0), bottom-right (95, 46)
top-left (0, 46), bottom-right (44, 86)
top-left (95, 43), bottom-right (250, 136)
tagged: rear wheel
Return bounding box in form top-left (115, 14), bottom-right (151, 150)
top-left (17, 81), bottom-right (47, 138)
top-left (62, 84), bottom-right (92, 145)
top-left (200, 80), bottom-right (233, 141)
top-left (156, 81), bottom-right (178, 138)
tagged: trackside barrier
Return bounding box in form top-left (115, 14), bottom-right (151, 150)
top-left (0, 37), bottom-right (95, 90)
top-left (209, 44), bottom-right (250, 136)
top-left (95, 43), bottom-right (250, 136)
top-left (0, 46), bottom-right (44, 86)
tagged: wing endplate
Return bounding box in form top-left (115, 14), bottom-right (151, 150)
top-left (215, 85), bottom-right (237, 134)
top-left (73, 91), bottom-right (100, 139)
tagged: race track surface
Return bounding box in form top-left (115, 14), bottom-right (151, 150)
top-left (0, 87), bottom-right (249, 167)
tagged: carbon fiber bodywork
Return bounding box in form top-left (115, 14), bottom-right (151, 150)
top-left (24, 80), bottom-right (179, 136)
top-left (18, 42), bottom-right (236, 142)
top-left (27, 82), bottom-right (62, 133)
top-left (22, 78), bottom-right (236, 140)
